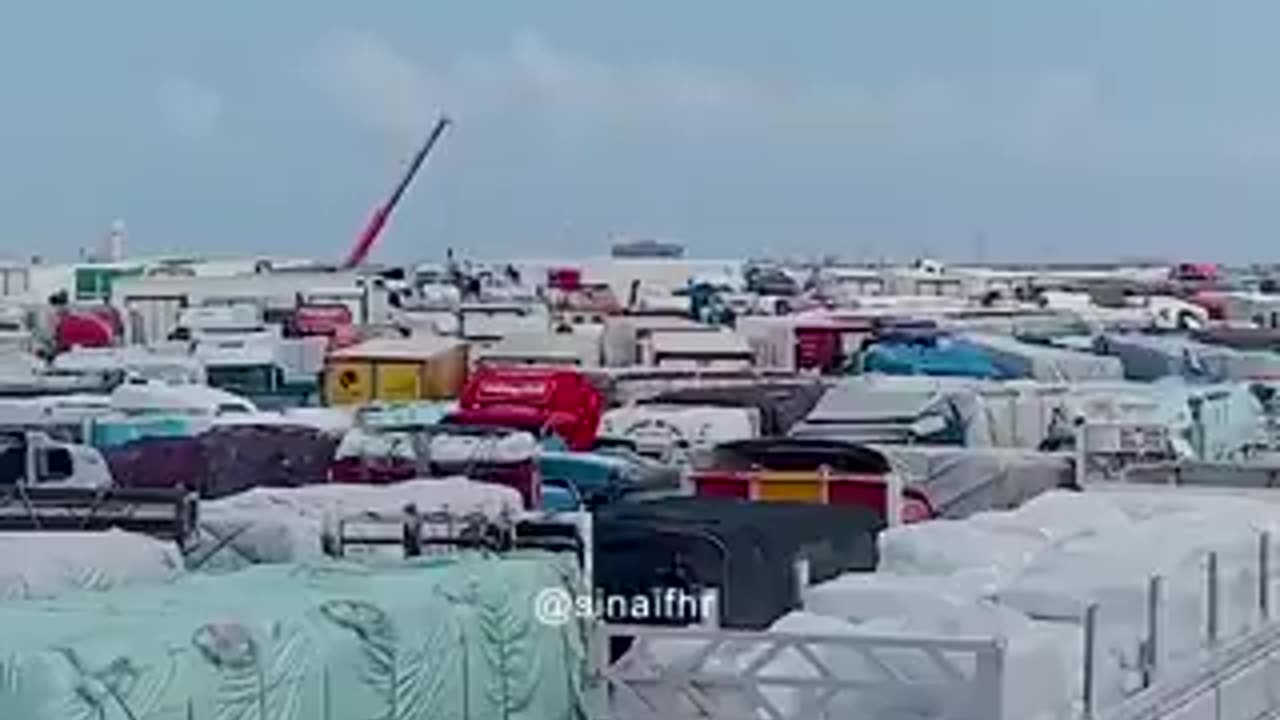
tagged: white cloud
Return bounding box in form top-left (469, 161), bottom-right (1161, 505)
top-left (308, 30), bottom-right (443, 147)
top-left (155, 76), bottom-right (222, 141)
top-left (306, 30), bottom-right (1166, 170)
top-left (309, 29), bottom-right (846, 137)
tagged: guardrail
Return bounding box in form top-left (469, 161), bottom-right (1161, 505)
top-left (595, 625), bottom-right (1007, 720)
top-left (1094, 532), bottom-right (1280, 720)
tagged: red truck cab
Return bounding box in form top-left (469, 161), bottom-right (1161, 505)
top-left (290, 304), bottom-right (360, 350)
top-left (794, 317), bottom-right (875, 373)
top-left (55, 306), bottom-right (119, 353)
top-left (1171, 262), bottom-right (1221, 284)
top-left (446, 366), bottom-right (604, 451)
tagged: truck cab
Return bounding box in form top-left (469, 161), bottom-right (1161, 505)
top-left (0, 430), bottom-right (113, 488)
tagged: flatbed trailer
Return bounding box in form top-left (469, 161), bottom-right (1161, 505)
top-left (0, 484), bottom-right (197, 546)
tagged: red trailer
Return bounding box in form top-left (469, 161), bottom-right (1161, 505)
top-left (446, 366), bottom-right (604, 451)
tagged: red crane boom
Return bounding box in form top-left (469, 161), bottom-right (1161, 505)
top-left (342, 115), bottom-right (452, 269)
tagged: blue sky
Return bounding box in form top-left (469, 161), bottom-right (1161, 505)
top-left (3, 1), bottom-right (1280, 263)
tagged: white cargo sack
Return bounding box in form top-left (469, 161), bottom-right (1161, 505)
top-left (0, 530), bottom-right (184, 600)
top-left (803, 570), bottom-right (996, 623)
top-left (876, 518), bottom-right (1049, 581)
top-left (969, 490), bottom-right (1133, 546)
top-left (853, 604), bottom-right (1075, 720)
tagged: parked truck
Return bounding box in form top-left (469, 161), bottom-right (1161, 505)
top-left (0, 429), bottom-right (113, 488)
top-left (0, 428), bottom-right (197, 542)
top-left (445, 366), bottom-right (605, 451)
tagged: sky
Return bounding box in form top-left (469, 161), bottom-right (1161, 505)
top-left (3, 1), bottom-right (1280, 264)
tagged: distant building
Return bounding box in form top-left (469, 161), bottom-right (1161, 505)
top-left (611, 238), bottom-right (685, 259)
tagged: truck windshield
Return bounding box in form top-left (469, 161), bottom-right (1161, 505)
top-left (197, 326), bottom-right (268, 336)
top-left (207, 365), bottom-right (276, 395)
top-left (0, 434), bottom-right (25, 485)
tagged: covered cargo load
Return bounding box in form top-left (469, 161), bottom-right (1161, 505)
top-left (861, 334), bottom-right (1006, 379)
top-left (1095, 332), bottom-right (1280, 383)
top-left (635, 381), bottom-right (825, 436)
top-left (645, 330), bottom-right (754, 369)
top-left (425, 429), bottom-right (543, 508)
top-left (0, 554), bottom-right (588, 720)
top-left (187, 477), bottom-right (523, 571)
top-left (538, 448), bottom-right (682, 510)
top-left (473, 329), bottom-right (603, 368)
top-left (870, 443), bottom-right (1074, 519)
top-left (789, 376), bottom-right (994, 446)
top-left (959, 332), bottom-right (1124, 382)
top-left (105, 423), bottom-right (340, 498)
top-left (0, 529), bottom-right (185, 600)
top-left (598, 404), bottom-right (759, 465)
top-left (1192, 326), bottom-right (1280, 352)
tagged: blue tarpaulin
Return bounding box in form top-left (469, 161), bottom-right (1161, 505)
top-left (862, 339), bottom-right (1007, 379)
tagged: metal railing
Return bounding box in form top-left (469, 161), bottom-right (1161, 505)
top-left (595, 625), bottom-right (1007, 720)
top-left (1088, 533), bottom-right (1280, 720)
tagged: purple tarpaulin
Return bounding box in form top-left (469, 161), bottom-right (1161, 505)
top-left (105, 425), bottom-right (339, 499)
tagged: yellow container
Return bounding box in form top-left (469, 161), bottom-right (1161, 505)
top-left (326, 361), bottom-right (373, 405)
top-left (375, 363), bottom-right (422, 402)
top-left (420, 345), bottom-right (469, 399)
top-left (325, 338), bottom-right (469, 405)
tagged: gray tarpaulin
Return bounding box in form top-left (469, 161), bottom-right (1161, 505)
top-left (790, 376), bottom-right (996, 447)
top-left (960, 333), bottom-right (1124, 382)
top-left (639, 381), bottom-right (826, 435)
top-left (871, 444), bottom-right (1075, 518)
top-left (1095, 332), bottom-right (1280, 383)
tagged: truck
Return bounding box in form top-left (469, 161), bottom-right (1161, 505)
top-left (193, 336), bottom-right (326, 409)
top-left (0, 428), bottom-right (197, 542)
top-left (0, 429), bottom-right (113, 488)
top-left (445, 366), bottom-right (605, 451)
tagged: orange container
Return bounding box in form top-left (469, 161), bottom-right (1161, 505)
top-left (690, 469), bottom-right (936, 521)
top-left (751, 472), bottom-right (827, 503)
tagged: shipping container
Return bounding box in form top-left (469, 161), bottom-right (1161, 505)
top-left (324, 336), bottom-right (468, 405)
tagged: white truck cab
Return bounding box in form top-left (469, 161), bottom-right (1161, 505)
top-left (0, 430), bottom-right (113, 488)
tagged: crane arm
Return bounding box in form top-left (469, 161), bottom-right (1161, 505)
top-left (342, 115), bottom-right (452, 269)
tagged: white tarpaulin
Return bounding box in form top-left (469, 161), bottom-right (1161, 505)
top-left (0, 530), bottom-right (184, 600)
top-left (188, 478), bottom-right (524, 571)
